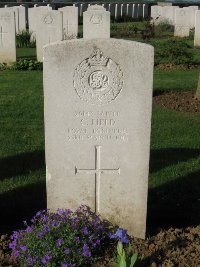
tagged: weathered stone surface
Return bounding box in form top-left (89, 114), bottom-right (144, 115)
top-left (5, 6), bottom-right (19, 33)
top-left (174, 8), bottom-right (190, 37)
top-left (151, 5), bottom-right (163, 23)
top-left (194, 10), bottom-right (200, 46)
top-left (0, 9), bottom-right (16, 63)
top-left (43, 38), bottom-right (154, 238)
top-left (58, 6), bottom-right (78, 39)
top-left (185, 6), bottom-right (199, 29)
top-left (162, 6), bottom-right (179, 25)
top-left (36, 10), bottom-right (62, 62)
top-left (29, 5), bottom-right (52, 41)
top-left (18, 5), bottom-right (26, 31)
top-left (83, 5), bottom-right (110, 39)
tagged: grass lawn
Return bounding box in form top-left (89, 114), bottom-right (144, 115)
top-left (0, 68), bottom-right (200, 235)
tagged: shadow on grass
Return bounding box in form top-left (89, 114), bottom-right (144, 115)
top-left (0, 150), bottom-right (45, 181)
top-left (149, 148), bottom-right (200, 173)
top-left (147, 169), bottom-right (200, 235)
top-left (0, 148), bottom-right (199, 235)
top-left (0, 181), bottom-right (46, 235)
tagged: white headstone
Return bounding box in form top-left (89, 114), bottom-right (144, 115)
top-left (29, 5), bottom-right (52, 42)
top-left (36, 10), bottom-right (62, 62)
top-left (194, 10), bottom-right (200, 46)
top-left (43, 38), bottom-right (154, 239)
top-left (184, 6), bottom-right (199, 29)
top-left (151, 5), bottom-right (163, 23)
top-left (0, 9), bottom-right (16, 63)
top-left (18, 5), bottom-right (26, 31)
top-left (174, 8), bottom-right (190, 37)
top-left (58, 6), bottom-right (78, 39)
top-left (162, 6), bottom-right (179, 25)
top-left (83, 5), bottom-right (110, 39)
top-left (5, 6), bottom-right (19, 33)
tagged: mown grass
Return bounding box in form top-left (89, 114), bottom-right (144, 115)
top-left (154, 70), bottom-right (199, 93)
top-left (0, 68), bottom-right (200, 234)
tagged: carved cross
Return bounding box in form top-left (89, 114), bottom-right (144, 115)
top-left (75, 145), bottom-right (120, 213)
top-left (0, 26), bottom-right (8, 47)
top-left (64, 20), bottom-right (73, 35)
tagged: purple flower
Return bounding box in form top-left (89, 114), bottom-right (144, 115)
top-left (110, 228), bottom-right (130, 244)
top-left (9, 241), bottom-right (16, 249)
top-left (82, 227), bottom-right (89, 235)
top-left (62, 264), bottom-right (75, 267)
top-left (20, 245), bottom-right (27, 251)
top-left (64, 248), bottom-right (70, 255)
top-left (26, 226), bottom-right (33, 233)
top-left (92, 239), bottom-right (100, 248)
top-left (12, 250), bottom-right (19, 258)
top-left (56, 238), bottom-right (63, 247)
top-left (41, 254), bottom-right (52, 265)
top-left (83, 243), bottom-right (91, 257)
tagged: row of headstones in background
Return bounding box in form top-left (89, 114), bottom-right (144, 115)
top-left (43, 4), bottom-right (154, 239)
top-left (151, 5), bottom-right (200, 41)
top-left (76, 3), bottom-right (149, 19)
top-left (29, 5), bottom-right (78, 43)
top-left (33, 6), bottom-right (78, 62)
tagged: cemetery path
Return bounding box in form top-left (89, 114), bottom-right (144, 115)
top-left (153, 91), bottom-right (200, 114)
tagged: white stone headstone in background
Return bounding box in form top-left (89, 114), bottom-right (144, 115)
top-left (83, 5), bottom-right (110, 39)
top-left (184, 6), bottom-right (199, 29)
top-left (58, 6), bottom-right (78, 39)
top-left (162, 6), bottom-right (179, 25)
top-left (0, 9), bottom-right (16, 63)
top-left (5, 6), bottom-right (19, 33)
top-left (151, 5), bottom-right (163, 24)
top-left (18, 5), bottom-right (26, 31)
top-left (36, 10), bottom-right (62, 62)
top-left (194, 10), bottom-right (200, 46)
top-left (29, 5), bottom-right (52, 42)
top-left (43, 38), bottom-right (154, 239)
top-left (174, 8), bottom-right (190, 37)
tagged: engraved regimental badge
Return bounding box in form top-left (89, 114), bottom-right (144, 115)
top-left (73, 49), bottom-right (123, 105)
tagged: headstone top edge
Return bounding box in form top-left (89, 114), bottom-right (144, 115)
top-left (43, 38), bottom-right (154, 53)
top-left (87, 5), bottom-right (106, 11)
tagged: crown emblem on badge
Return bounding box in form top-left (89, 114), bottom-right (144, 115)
top-left (88, 49), bottom-right (108, 67)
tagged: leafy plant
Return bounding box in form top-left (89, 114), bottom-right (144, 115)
top-left (10, 59), bottom-right (42, 71)
top-left (154, 38), bottom-right (193, 65)
top-left (109, 241), bottom-right (138, 267)
top-left (9, 205), bottom-right (116, 267)
top-left (141, 20), bottom-right (155, 40)
top-left (16, 30), bottom-right (35, 48)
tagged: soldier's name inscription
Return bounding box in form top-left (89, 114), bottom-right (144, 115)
top-left (67, 110), bottom-right (129, 142)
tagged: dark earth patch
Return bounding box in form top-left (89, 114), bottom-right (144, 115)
top-left (153, 91), bottom-right (200, 113)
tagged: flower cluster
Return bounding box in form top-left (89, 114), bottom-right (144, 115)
top-left (109, 228), bottom-right (130, 244)
top-left (9, 205), bottom-right (115, 266)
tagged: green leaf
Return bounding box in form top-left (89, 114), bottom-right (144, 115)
top-left (130, 252), bottom-right (138, 267)
top-left (117, 241), bottom-right (123, 256)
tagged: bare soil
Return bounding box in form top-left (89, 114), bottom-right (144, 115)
top-left (153, 91), bottom-right (200, 113)
top-left (94, 226), bottom-right (200, 267)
